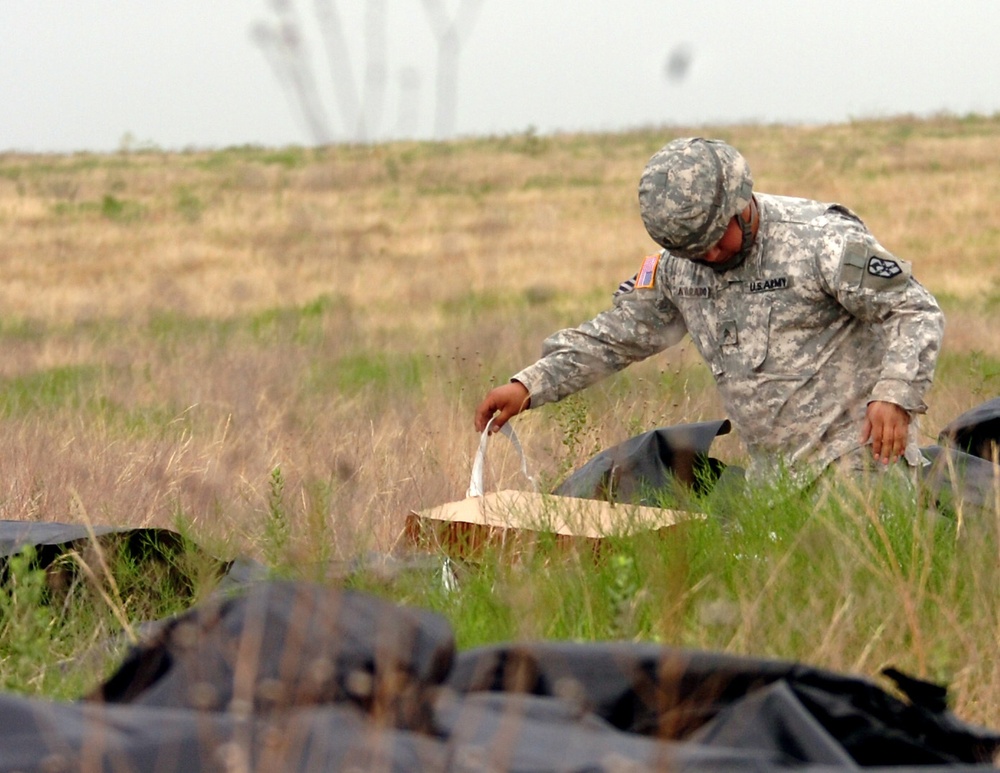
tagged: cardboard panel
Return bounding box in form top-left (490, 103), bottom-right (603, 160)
top-left (407, 491), bottom-right (694, 558)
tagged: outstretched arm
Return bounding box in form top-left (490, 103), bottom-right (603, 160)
top-left (472, 255), bottom-right (688, 434)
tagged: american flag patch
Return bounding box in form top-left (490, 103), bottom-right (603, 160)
top-left (635, 253), bottom-right (660, 289)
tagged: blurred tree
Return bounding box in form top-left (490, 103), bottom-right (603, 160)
top-left (252, 0), bottom-right (483, 143)
top-left (419, 0), bottom-right (484, 139)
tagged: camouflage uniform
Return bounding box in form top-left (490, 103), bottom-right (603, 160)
top-left (511, 194), bottom-right (945, 480)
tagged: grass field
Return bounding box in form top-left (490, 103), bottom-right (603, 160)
top-left (1, 115), bottom-right (999, 723)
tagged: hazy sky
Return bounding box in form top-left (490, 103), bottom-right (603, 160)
top-left (3, 0), bottom-right (999, 153)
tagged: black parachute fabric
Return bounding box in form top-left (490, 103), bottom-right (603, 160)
top-left (938, 397), bottom-right (1000, 461)
top-left (918, 445), bottom-right (1000, 512)
top-left (0, 519), bottom-right (264, 595)
top-left (448, 641), bottom-right (1000, 767)
top-left (0, 580), bottom-right (995, 772)
top-left (916, 396), bottom-right (1000, 512)
top-left (553, 419), bottom-right (734, 504)
top-left (553, 398), bottom-right (1000, 514)
top-left (0, 520), bottom-right (188, 563)
top-left (920, 397), bottom-right (1000, 511)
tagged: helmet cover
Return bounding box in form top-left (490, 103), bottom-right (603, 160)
top-left (638, 138), bottom-right (753, 259)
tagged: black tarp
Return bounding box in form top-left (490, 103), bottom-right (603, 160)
top-left (0, 520), bottom-right (191, 565)
top-left (919, 397), bottom-right (1000, 512)
top-left (918, 445), bottom-right (1000, 512)
top-left (0, 580), bottom-right (994, 772)
top-left (553, 419), bottom-right (734, 504)
top-left (0, 519), bottom-right (265, 595)
top-left (939, 398), bottom-right (1000, 461)
top-left (553, 398), bottom-right (1000, 516)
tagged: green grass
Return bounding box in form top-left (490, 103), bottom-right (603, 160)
top-left (0, 365), bottom-right (183, 437)
top-left (935, 349), bottom-right (1000, 400)
top-left (0, 443), bottom-right (996, 718)
top-left (0, 531), bottom-right (222, 699)
top-left (2, 118), bottom-right (1000, 727)
top-left (344, 468), bottom-right (997, 685)
top-left (310, 351), bottom-right (426, 395)
top-left (0, 365), bottom-right (102, 416)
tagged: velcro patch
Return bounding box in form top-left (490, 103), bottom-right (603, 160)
top-left (635, 253), bottom-right (660, 289)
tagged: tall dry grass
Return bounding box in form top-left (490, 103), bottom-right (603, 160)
top-left (2, 117), bottom-right (999, 544)
top-left (2, 116), bottom-right (1000, 721)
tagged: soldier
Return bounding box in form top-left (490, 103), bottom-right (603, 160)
top-left (474, 137), bottom-right (945, 482)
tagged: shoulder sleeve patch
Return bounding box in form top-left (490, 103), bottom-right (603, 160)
top-left (867, 256), bottom-right (903, 279)
top-left (634, 253), bottom-right (661, 290)
top-left (616, 252), bottom-right (661, 299)
top-left (838, 237), bottom-right (911, 292)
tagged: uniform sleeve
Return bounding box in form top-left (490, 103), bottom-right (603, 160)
top-left (511, 282), bottom-right (688, 408)
top-left (819, 226), bottom-right (944, 413)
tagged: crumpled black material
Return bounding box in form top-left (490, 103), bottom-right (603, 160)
top-left (0, 581), bottom-right (995, 772)
top-left (554, 398), bottom-right (1000, 515)
top-left (918, 396), bottom-right (1000, 512)
top-left (938, 397), bottom-right (1000, 461)
top-left (0, 519), bottom-right (266, 596)
top-left (553, 419), bottom-right (733, 504)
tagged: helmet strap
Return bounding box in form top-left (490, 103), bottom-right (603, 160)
top-left (701, 196), bottom-right (758, 273)
top-left (737, 196), bottom-right (757, 253)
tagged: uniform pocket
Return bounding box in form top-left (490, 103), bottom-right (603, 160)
top-left (719, 303), bottom-right (771, 373)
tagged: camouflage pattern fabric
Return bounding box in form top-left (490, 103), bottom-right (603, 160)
top-left (512, 194), bottom-right (945, 481)
top-left (638, 137), bottom-right (753, 260)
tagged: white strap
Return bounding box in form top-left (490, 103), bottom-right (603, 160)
top-left (467, 418), bottom-right (536, 497)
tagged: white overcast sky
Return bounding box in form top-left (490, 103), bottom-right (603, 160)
top-left (2, 0), bottom-right (999, 153)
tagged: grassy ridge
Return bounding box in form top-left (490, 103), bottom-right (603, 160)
top-left (0, 116), bottom-right (999, 722)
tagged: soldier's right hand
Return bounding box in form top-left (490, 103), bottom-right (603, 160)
top-left (474, 381), bottom-right (531, 433)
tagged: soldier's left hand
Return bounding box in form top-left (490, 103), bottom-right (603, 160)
top-left (860, 401), bottom-right (910, 465)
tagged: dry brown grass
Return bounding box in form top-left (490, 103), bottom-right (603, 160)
top-left (3, 117), bottom-right (1000, 725)
top-left (2, 117), bottom-right (999, 553)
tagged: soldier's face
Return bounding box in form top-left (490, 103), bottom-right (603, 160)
top-left (700, 216), bottom-right (744, 265)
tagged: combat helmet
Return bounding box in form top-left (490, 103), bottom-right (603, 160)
top-left (638, 138), bottom-right (753, 263)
